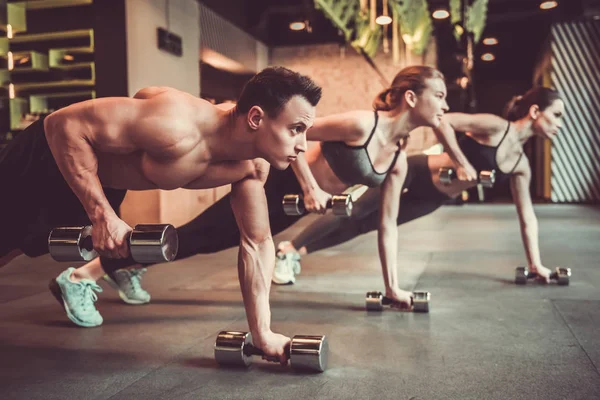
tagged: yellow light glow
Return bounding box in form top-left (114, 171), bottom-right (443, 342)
top-left (540, 1), bottom-right (558, 10)
top-left (483, 37), bottom-right (498, 45)
top-left (289, 21), bottom-right (306, 31)
top-left (432, 9), bottom-right (450, 20)
top-left (376, 15), bottom-right (392, 25)
top-left (481, 53), bottom-right (495, 62)
top-left (7, 51), bottom-right (13, 70)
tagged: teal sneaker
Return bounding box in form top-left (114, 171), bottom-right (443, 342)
top-left (103, 268), bottom-right (151, 305)
top-left (49, 267), bottom-right (103, 328)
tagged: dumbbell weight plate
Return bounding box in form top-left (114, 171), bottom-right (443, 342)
top-left (439, 167), bottom-right (454, 185)
top-left (48, 225), bottom-right (97, 262)
top-left (214, 331), bottom-right (253, 367)
top-left (479, 170), bottom-right (496, 188)
top-left (555, 267), bottom-right (571, 286)
top-left (330, 194), bottom-right (352, 217)
top-left (282, 194), bottom-right (305, 216)
top-left (515, 266), bottom-right (528, 284)
top-left (365, 291), bottom-right (384, 311)
top-left (412, 291), bottom-right (430, 313)
top-left (290, 335), bottom-right (328, 372)
top-left (130, 224), bottom-right (178, 263)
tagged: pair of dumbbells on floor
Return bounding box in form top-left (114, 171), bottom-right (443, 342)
top-left (515, 266), bottom-right (571, 285)
top-left (439, 167), bottom-right (496, 188)
top-left (47, 224), bottom-right (178, 263)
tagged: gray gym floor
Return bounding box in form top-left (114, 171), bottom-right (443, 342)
top-left (1, 204), bottom-right (599, 400)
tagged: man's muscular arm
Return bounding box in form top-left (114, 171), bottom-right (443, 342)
top-left (43, 97), bottom-right (143, 258)
top-left (229, 160), bottom-right (290, 364)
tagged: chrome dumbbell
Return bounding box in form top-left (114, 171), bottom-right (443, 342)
top-left (214, 331), bottom-right (328, 372)
top-left (282, 193), bottom-right (353, 217)
top-left (439, 167), bottom-right (496, 188)
top-left (48, 224), bottom-right (178, 263)
top-left (365, 291), bottom-right (430, 313)
top-left (515, 266), bottom-right (571, 285)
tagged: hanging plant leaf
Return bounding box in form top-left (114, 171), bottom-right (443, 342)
top-left (450, 0), bottom-right (489, 44)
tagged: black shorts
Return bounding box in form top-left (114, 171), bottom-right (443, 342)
top-left (0, 117), bottom-right (127, 258)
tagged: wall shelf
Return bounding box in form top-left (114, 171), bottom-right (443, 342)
top-left (30, 89), bottom-right (95, 113)
top-left (7, 0), bottom-right (93, 10)
top-left (10, 50), bottom-right (49, 72)
top-left (13, 78), bottom-right (94, 90)
top-left (1, 1), bottom-right (96, 144)
top-left (0, 37), bottom-right (7, 56)
top-left (10, 29), bottom-right (93, 44)
top-left (49, 46), bottom-right (93, 68)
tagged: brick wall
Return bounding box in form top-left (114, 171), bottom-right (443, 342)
top-left (271, 42), bottom-right (440, 154)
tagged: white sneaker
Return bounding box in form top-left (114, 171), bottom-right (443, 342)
top-left (103, 268), bottom-right (151, 305)
top-left (273, 243), bottom-right (301, 285)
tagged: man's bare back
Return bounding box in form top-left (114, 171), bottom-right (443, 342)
top-left (45, 87), bottom-right (258, 192)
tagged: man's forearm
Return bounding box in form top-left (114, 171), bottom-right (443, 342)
top-left (45, 116), bottom-right (115, 222)
top-left (237, 236), bottom-right (275, 341)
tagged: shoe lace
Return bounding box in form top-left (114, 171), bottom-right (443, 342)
top-left (79, 281), bottom-right (102, 311)
top-left (127, 268), bottom-right (147, 293)
top-left (276, 252), bottom-right (301, 275)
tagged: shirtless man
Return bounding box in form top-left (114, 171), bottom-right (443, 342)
top-left (0, 66), bottom-right (322, 364)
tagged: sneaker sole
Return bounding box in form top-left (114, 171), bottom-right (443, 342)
top-left (102, 275), bottom-right (150, 305)
top-left (272, 278), bottom-right (295, 285)
top-left (48, 279), bottom-right (102, 328)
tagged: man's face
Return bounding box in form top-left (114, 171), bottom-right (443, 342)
top-left (255, 95), bottom-right (315, 170)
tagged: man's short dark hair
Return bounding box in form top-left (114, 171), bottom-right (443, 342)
top-left (236, 66), bottom-right (322, 117)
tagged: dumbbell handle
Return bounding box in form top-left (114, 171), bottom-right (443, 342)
top-left (242, 342), bottom-right (290, 362)
top-left (440, 168), bottom-right (494, 183)
top-left (524, 271), bottom-right (560, 280)
top-left (79, 231), bottom-right (132, 252)
top-left (380, 295), bottom-right (417, 307)
top-left (293, 196), bottom-right (336, 209)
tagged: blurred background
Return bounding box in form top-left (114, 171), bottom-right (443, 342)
top-left (0, 0), bottom-right (598, 227)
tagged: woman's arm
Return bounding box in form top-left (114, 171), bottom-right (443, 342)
top-left (377, 152), bottom-right (408, 293)
top-left (306, 110), bottom-right (372, 142)
top-left (509, 157), bottom-right (550, 282)
top-left (441, 112), bottom-right (508, 136)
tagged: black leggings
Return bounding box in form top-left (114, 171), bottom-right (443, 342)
top-left (292, 154), bottom-right (452, 253)
top-left (101, 167), bottom-right (304, 274)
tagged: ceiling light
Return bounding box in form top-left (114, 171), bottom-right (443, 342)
top-left (481, 53), bottom-right (495, 62)
top-left (289, 21), bottom-right (306, 31)
top-left (540, 1), bottom-right (558, 10)
top-left (483, 37), bottom-right (498, 45)
top-left (376, 15), bottom-right (392, 25)
top-left (432, 9), bottom-right (450, 20)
